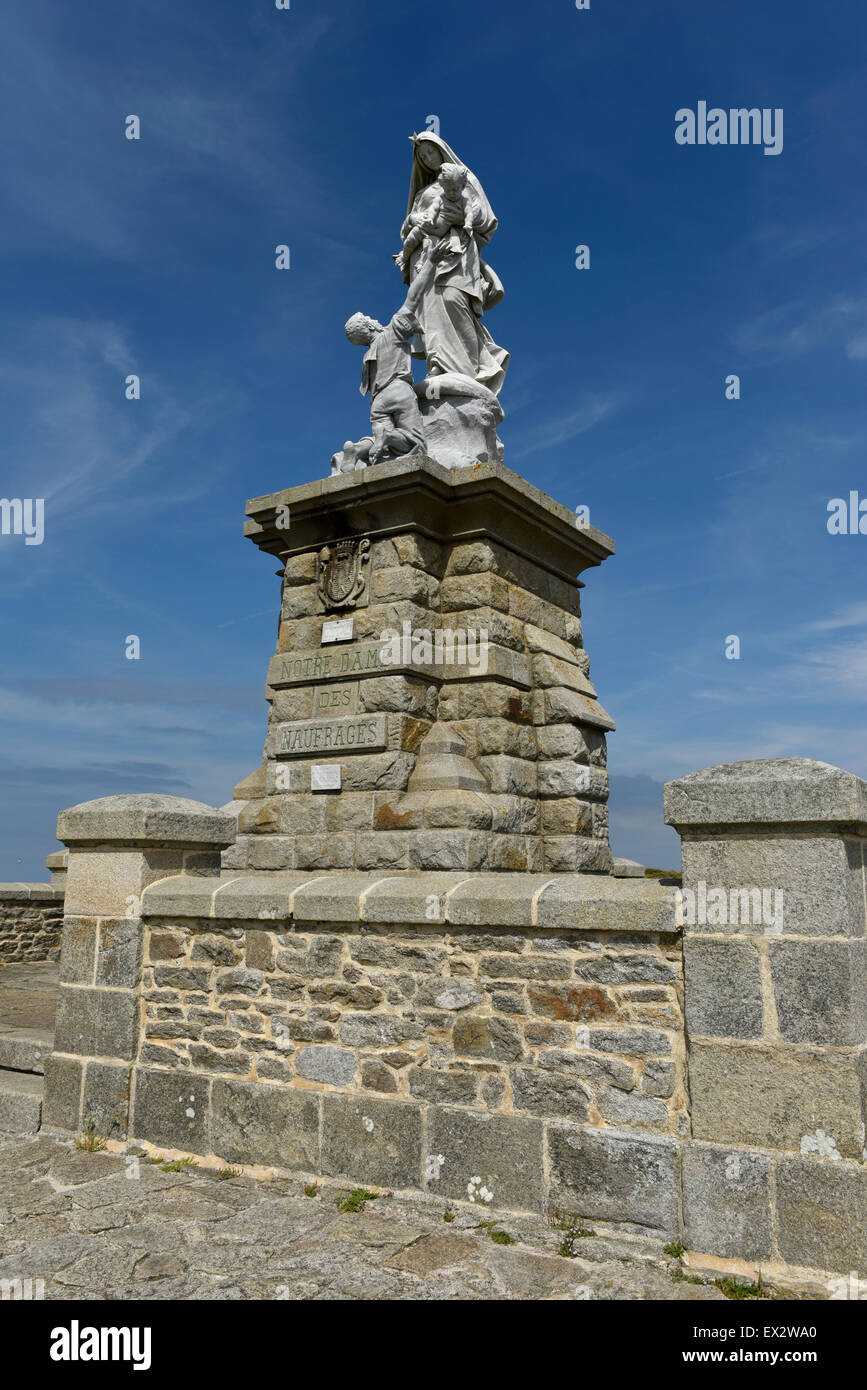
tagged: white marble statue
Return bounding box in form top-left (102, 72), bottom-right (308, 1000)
top-left (337, 243), bottom-right (447, 471)
top-left (398, 133), bottom-right (509, 396)
top-left (332, 133), bottom-right (509, 475)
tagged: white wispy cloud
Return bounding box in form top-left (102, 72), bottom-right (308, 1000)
top-left (512, 392), bottom-right (626, 457)
top-left (0, 313), bottom-right (240, 574)
top-left (797, 641), bottom-right (867, 696)
top-left (731, 293), bottom-right (867, 363)
top-left (0, 7), bottom-right (337, 262)
top-left (803, 601), bottom-right (867, 634)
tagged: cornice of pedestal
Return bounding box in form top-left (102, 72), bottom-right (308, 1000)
top-left (244, 455), bottom-right (615, 583)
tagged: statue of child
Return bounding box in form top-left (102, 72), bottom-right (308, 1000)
top-left (394, 163), bottom-right (479, 273)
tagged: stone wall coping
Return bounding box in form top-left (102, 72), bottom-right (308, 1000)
top-left (140, 869), bottom-right (678, 933)
top-left (56, 794), bottom-right (237, 849)
top-left (664, 757), bottom-right (867, 832)
top-left (0, 883), bottom-right (65, 902)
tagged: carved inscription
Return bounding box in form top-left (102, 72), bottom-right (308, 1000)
top-left (273, 713), bottom-right (386, 757)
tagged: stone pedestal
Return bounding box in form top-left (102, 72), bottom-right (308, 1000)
top-left (665, 758), bottom-right (867, 1273)
top-left (235, 456), bottom-right (616, 875)
top-left (45, 849), bottom-right (68, 888)
top-left (42, 795), bottom-right (235, 1139)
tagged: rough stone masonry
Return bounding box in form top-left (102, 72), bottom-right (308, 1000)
top-left (0, 884), bottom-right (63, 963)
top-left (230, 457), bottom-right (616, 876)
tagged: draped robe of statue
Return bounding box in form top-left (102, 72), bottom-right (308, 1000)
top-left (399, 134), bottom-right (509, 396)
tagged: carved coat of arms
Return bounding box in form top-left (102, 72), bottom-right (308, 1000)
top-left (317, 537), bottom-right (370, 610)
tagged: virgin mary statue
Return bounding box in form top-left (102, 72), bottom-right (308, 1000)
top-left (397, 133), bottom-right (509, 396)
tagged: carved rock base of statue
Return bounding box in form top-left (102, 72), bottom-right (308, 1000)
top-left (416, 373), bottom-right (504, 469)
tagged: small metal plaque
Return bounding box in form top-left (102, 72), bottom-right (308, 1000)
top-left (321, 617), bottom-right (354, 644)
top-left (311, 764), bottom-right (341, 792)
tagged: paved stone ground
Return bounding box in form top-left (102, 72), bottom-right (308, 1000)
top-left (0, 1127), bottom-right (822, 1302)
top-left (0, 1130), bottom-right (738, 1301)
top-left (0, 962), bottom-right (58, 1032)
top-left (0, 964), bottom-right (822, 1301)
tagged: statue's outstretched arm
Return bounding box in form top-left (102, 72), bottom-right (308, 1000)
top-left (402, 241), bottom-right (447, 318)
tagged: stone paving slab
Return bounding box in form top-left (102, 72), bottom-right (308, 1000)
top-left (0, 1073), bottom-right (42, 1132)
top-left (0, 962), bottom-right (59, 1033)
top-left (0, 1128), bottom-right (820, 1301)
top-left (0, 1027), bottom-right (53, 1074)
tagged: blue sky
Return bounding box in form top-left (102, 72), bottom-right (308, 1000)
top-left (1, 0), bottom-right (865, 877)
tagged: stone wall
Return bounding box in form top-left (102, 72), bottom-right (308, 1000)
top-left (136, 915), bottom-right (685, 1141)
top-left (42, 759), bottom-right (867, 1277)
top-left (125, 877), bottom-right (682, 1227)
top-left (0, 885), bottom-right (64, 962)
top-left (43, 825), bottom-right (684, 1235)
